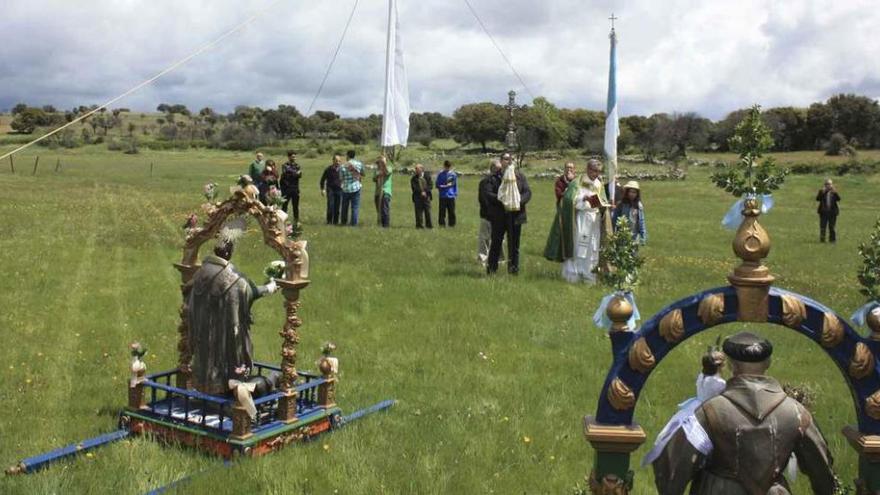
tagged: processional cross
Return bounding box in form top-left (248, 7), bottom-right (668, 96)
top-left (608, 13), bottom-right (618, 31)
top-left (505, 90), bottom-right (518, 151)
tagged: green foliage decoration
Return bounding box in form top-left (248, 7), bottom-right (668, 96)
top-left (857, 218), bottom-right (880, 303)
top-left (710, 105), bottom-right (790, 197)
top-left (597, 216), bottom-right (643, 292)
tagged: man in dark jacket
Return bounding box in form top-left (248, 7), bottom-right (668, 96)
top-left (482, 152), bottom-right (531, 275)
top-left (280, 150), bottom-right (302, 222)
top-left (816, 178), bottom-right (841, 243)
top-left (477, 159), bottom-right (502, 266)
top-left (410, 163), bottom-right (433, 229)
top-left (320, 155), bottom-right (343, 225)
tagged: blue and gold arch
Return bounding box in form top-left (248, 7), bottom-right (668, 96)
top-left (584, 201), bottom-right (880, 494)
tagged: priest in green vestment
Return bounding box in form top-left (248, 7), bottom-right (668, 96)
top-left (543, 159), bottom-right (611, 283)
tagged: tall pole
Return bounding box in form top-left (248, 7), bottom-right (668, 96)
top-left (505, 90), bottom-right (518, 152)
top-left (604, 16), bottom-right (620, 205)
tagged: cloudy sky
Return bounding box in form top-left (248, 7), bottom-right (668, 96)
top-left (2, 0), bottom-right (879, 119)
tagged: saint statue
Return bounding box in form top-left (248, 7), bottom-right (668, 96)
top-left (543, 159), bottom-right (611, 283)
top-left (188, 239), bottom-right (278, 395)
top-left (652, 332), bottom-right (836, 494)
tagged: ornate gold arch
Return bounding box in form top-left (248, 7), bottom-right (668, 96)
top-left (586, 199), bottom-right (880, 494)
top-left (172, 187), bottom-right (309, 422)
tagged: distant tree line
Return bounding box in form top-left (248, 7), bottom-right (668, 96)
top-left (8, 93), bottom-right (880, 157)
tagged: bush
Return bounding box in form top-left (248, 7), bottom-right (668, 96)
top-left (826, 132), bottom-right (856, 156)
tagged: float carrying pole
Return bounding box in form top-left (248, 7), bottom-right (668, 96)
top-left (5, 430), bottom-right (130, 475)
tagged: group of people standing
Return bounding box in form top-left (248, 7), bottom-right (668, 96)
top-left (317, 153), bottom-right (460, 230)
top-left (543, 158), bottom-right (647, 283)
top-left (247, 151), bottom-right (302, 222)
top-left (244, 150), bottom-right (841, 282)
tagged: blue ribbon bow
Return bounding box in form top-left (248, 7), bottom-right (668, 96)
top-left (722, 194), bottom-right (774, 231)
top-left (593, 291), bottom-right (641, 331)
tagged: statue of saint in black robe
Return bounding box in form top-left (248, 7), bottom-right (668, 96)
top-left (188, 254), bottom-right (270, 395)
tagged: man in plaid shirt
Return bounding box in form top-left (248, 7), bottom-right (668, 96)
top-left (340, 149), bottom-right (364, 226)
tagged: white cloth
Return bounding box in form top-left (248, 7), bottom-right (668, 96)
top-left (381, 0), bottom-right (411, 147)
top-left (228, 379), bottom-right (258, 420)
top-left (498, 165), bottom-right (521, 212)
top-left (562, 177), bottom-right (602, 283)
top-left (642, 373), bottom-right (726, 466)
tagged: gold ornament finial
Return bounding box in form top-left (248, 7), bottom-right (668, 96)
top-left (728, 200), bottom-right (774, 322)
top-left (607, 295), bottom-right (634, 332)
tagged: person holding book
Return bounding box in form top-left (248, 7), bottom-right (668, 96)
top-left (543, 159), bottom-right (611, 283)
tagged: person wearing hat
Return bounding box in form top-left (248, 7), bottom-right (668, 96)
top-left (612, 181), bottom-right (647, 245)
top-left (652, 332), bottom-right (836, 494)
top-left (187, 229), bottom-right (279, 395)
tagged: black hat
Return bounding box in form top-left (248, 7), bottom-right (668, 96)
top-left (722, 332), bottom-right (773, 362)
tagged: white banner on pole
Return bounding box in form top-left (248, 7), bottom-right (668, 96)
top-left (381, 0), bottom-right (411, 147)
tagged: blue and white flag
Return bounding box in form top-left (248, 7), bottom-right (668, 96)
top-left (604, 29), bottom-right (619, 204)
top-left (381, 0), bottom-right (410, 147)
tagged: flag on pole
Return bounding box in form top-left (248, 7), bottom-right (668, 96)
top-left (381, 0), bottom-right (411, 147)
top-left (604, 28), bottom-right (619, 203)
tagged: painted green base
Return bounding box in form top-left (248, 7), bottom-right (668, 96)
top-left (121, 406), bottom-right (342, 457)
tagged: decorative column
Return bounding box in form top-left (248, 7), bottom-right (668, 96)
top-left (728, 197), bottom-right (774, 322)
top-left (505, 90), bottom-right (518, 152)
top-left (172, 263), bottom-right (200, 389)
top-left (275, 240), bottom-right (310, 423)
top-left (230, 401), bottom-right (253, 441)
top-left (584, 418), bottom-right (646, 494)
top-left (127, 342), bottom-right (147, 410)
top-left (583, 294), bottom-right (646, 494)
top-left (276, 292), bottom-right (302, 422)
top-left (317, 343), bottom-right (339, 409)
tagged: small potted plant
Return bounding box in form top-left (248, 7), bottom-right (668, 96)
top-left (593, 216), bottom-right (643, 332)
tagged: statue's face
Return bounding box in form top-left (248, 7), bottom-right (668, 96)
top-left (500, 155), bottom-right (512, 169)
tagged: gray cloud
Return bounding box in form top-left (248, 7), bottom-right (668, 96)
top-left (1, 0), bottom-right (878, 120)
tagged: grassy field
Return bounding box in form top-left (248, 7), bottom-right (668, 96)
top-left (0, 145), bottom-right (878, 494)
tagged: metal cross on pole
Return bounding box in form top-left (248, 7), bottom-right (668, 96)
top-left (505, 90), bottom-right (518, 151)
top-left (609, 13), bottom-right (618, 31)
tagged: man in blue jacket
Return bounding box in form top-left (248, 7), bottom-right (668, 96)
top-left (436, 160), bottom-right (458, 227)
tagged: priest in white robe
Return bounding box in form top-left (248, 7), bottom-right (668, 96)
top-left (544, 159), bottom-right (611, 283)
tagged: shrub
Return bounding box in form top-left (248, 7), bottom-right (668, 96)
top-left (826, 133), bottom-right (856, 156)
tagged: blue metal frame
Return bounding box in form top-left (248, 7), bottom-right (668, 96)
top-left (595, 286), bottom-right (880, 434)
top-left (137, 362), bottom-right (326, 436)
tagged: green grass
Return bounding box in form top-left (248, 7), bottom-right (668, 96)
top-left (0, 147), bottom-right (878, 494)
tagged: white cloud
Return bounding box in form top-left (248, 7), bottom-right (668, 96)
top-left (0, 0), bottom-right (878, 119)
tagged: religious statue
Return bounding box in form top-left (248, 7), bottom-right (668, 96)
top-left (651, 332), bottom-right (837, 494)
top-left (543, 158), bottom-right (612, 283)
top-left (188, 235), bottom-right (279, 395)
